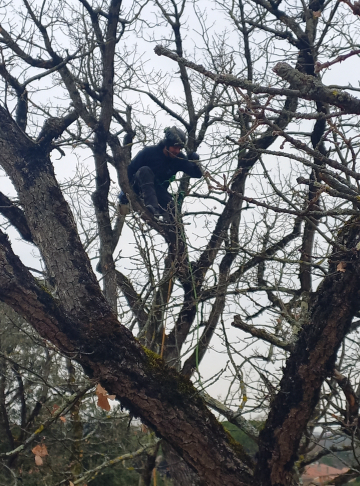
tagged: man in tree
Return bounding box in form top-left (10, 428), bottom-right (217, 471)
top-left (119, 126), bottom-right (203, 218)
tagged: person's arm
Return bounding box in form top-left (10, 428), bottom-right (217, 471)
top-left (179, 152), bottom-right (203, 178)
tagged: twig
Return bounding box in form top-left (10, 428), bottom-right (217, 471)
top-left (315, 48), bottom-right (360, 73)
top-left (0, 385), bottom-right (92, 459)
top-left (68, 440), bottom-right (160, 485)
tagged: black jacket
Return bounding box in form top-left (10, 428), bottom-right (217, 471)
top-left (128, 141), bottom-right (202, 190)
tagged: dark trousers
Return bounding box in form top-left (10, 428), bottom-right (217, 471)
top-left (134, 166), bottom-right (173, 211)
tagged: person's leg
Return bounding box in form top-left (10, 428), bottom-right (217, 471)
top-left (156, 187), bottom-right (175, 223)
top-left (156, 186), bottom-right (174, 212)
top-left (134, 167), bottom-right (159, 214)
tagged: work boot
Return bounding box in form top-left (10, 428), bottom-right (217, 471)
top-left (146, 204), bottom-right (160, 216)
top-left (160, 211), bottom-right (171, 223)
top-left (158, 201), bottom-right (175, 224)
top-left (141, 182), bottom-right (160, 213)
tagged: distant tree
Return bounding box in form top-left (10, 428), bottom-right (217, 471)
top-left (0, 303), bottom-right (160, 485)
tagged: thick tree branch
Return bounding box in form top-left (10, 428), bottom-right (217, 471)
top-left (36, 111), bottom-right (79, 147)
top-left (116, 270), bottom-right (149, 330)
top-left (273, 62), bottom-right (360, 113)
top-left (182, 219), bottom-right (240, 376)
top-left (0, 63), bottom-right (28, 130)
top-left (232, 316), bottom-right (294, 352)
top-left (154, 46), bottom-right (360, 114)
top-left (254, 217), bottom-right (360, 485)
top-left (0, 191), bottom-right (33, 242)
top-left (90, 0), bottom-right (123, 311)
top-left (333, 369), bottom-right (359, 426)
top-left (0, 106), bottom-right (254, 486)
top-left (202, 391), bottom-right (259, 441)
top-left (0, 24), bottom-right (56, 69)
top-left (0, 228), bottom-right (254, 485)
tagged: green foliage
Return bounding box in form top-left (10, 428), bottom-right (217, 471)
top-left (0, 304), bottom-right (164, 486)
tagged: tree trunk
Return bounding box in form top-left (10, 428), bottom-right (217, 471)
top-left (0, 106), bottom-right (253, 486)
top-left (161, 441), bottom-right (201, 486)
top-left (255, 217), bottom-right (360, 485)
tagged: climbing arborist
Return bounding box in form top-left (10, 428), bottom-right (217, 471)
top-left (118, 126), bottom-right (203, 218)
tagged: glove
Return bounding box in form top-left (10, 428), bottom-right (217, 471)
top-left (188, 152), bottom-right (200, 161)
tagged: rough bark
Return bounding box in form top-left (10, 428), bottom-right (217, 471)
top-left (254, 217), bottom-right (360, 486)
top-left (154, 46), bottom-right (360, 115)
top-left (138, 442), bottom-right (159, 486)
top-left (0, 191), bottom-right (33, 243)
top-left (0, 105), bottom-right (253, 486)
top-left (161, 441), bottom-right (201, 486)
